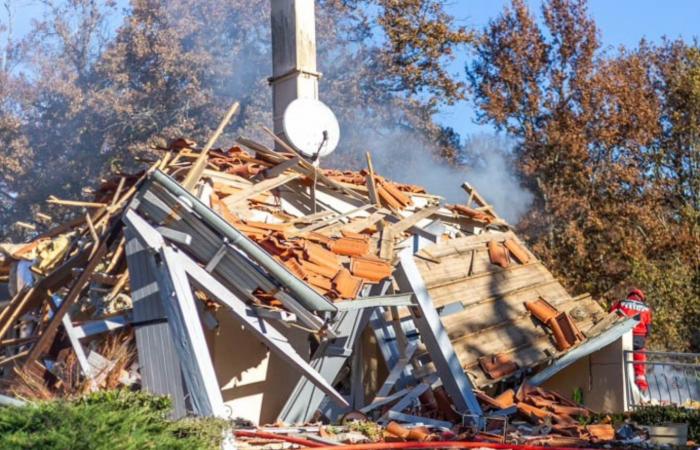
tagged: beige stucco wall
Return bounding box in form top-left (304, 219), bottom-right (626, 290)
top-left (208, 310), bottom-right (310, 425)
top-left (542, 331), bottom-right (632, 412)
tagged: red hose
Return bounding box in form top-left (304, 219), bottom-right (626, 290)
top-left (234, 430), bottom-right (324, 447)
top-left (303, 441), bottom-right (597, 450)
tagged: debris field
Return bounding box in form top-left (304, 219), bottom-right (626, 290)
top-left (0, 129), bottom-right (640, 448)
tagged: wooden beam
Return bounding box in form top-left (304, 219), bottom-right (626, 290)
top-left (291, 203), bottom-right (374, 236)
top-left (365, 152), bottom-right (380, 207)
top-left (259, 127), bottom-right (367, 202)
top-left (263, 156), bottom-right (300, 179)
top-left (385, 204), bottom-right (440, 236)
top-left (223, 172), bottom-right (300, 209)
top-left (46, 196), bottom-right (107, 209)
top-left (24, 226), bottom-right (117, 366)
top-left (182, 101), bottom-right (240, 191)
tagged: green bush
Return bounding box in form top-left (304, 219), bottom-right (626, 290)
top-left (0, 390), bottom-right (228, 450)
top-left (630, 405), bottom-right (700, 442)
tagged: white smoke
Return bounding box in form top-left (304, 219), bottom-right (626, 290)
top-left (362, 132), bottom-right (533, 224)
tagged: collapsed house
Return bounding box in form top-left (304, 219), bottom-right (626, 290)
top-left (0, 131), bottom-right (641, 444)
top-left (0, 1), bottom-right (654, 446)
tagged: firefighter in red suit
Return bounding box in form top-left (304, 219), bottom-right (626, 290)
top-left (610, 288), bottom-right (652, 391)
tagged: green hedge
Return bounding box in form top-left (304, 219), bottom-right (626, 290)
top-left (630, 405), bottom-right (700, 442)
top-left (0, 390), bottom-right (227, 449)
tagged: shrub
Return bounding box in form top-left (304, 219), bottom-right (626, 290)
top-left (631, 405), bottom-right (700, 442)
top-left (0, 390), bottom-right (227, 449)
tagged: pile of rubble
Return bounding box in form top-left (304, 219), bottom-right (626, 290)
top-left (0, 128), bottom-right (640, 447)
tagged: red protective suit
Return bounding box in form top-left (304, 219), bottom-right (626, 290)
top-left (610, 291), bottom-right (652, 391)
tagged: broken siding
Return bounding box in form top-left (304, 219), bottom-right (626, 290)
top-left (124, 229), bottom-right (187, 418)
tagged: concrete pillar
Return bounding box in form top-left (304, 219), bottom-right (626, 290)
top-left (270, 0), bottom-right (320, 140)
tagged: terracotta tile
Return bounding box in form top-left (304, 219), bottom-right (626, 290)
top-left (549, 312), bottom-right (586, 351)
top-left (478, 353), bottom-right (519, 379)
top-left (380, 179), bottom-right (412, 207)
top-left (259, 235), bottom-right (290, 257)
top-left (493, 389), bottom-right (516, 408)
top-left (551, 404), bottom-right (591, 418)
top-left (307, 273), bottom-right (333, 292)
top-left (504, 238), bottom-right (530, 264)
top-left (329, 237), bottom-right (370, 257)
top-left (488, 240), bottom-right (509, 268)
top-left (231, 223), bottom-right (270, 240)
top-left (385, 421), bottom-right (410, 440)
top-left (283, 258), bottom-right (307, 280)
top-left (303, 242), bottom-right (340, 270)
top-left (340, 230), bottom-right (368, 240)
top-left (475, 391), bottom-right (502, 409)
top-left (524, 298), bottom-right (560, 324)
top-left (244, 220), bottom-right (290, 236)
top-left (304, 232), bottom-right (333, 246)
top-left (517, 402), bottom-right (552, 421)
top-left (332, 268), bottom-right (363, 299)
top-left (299, 259), bottom-right (340, 279)
top-left (350, 256), bottom-right (393, 283)
top-left (377, 185), bottom-right (404, 210)
top-left (586, 424), bottom-right (615, 441)
top-left (448, 204), bottom-right (493, 223)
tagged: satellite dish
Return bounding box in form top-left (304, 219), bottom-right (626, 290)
top-left (282, 98), bottom-right (340, 159)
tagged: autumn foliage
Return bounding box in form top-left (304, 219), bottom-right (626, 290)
top-left (468, 0), bottom-right (699, 351)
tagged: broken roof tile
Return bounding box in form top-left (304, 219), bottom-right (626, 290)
top-left (303, 242), bottom-right (341, 270)
top-left (478, 353), bottom-right (519, 380)
top-left (350, 256), bottom-right (393, 283)
top-left (487, 240), bottom-right (509, 268)
top-left (332, 268), bottom-right (364, 300)
top-left (328, 236), bottom-right (370, 257)
top-left (504, 238), bottom-right (530, 264)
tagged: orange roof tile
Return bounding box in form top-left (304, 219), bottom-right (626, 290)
top-left (504, 239), bottom-right (530, 264)
top-left (332, 268), bottom-right (363, 299)
top-left (304, 232), bottom-right (333, 246)
top-left (307, 273), bottom-right (333, 292)
top-left (283, 258), bottom-right (307, 280)
top-left (488, 240), bottom-right (509, 268)
top-left (449, 204), bottom-right (493, 223)
top-left (304, 242), bottom-right (340, 270)
top-left (350, 256), bottom-right (393, 283)
top-left (299, 259), bottom-right (340, 279)
top-left (328, 237), bottom-right (370, 257)
top-left (379, 178), bottom-right (412, 207)
top-left (377, 185), bottom-right (404, 210)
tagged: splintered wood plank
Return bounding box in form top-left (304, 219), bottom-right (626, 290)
top-left (25, 238), bottom-right (111, 365)
top-left (416, 247), bottom-right (493, 285)
top-left (342, 210), bottom-right (389, 233)
top-left (181, 101), bottom-right (239, 191)
top-left (426, 263), bottom-right (554, 308)
top-left (202, 169), bottom-right (253, 187)
top-left (365, 152), bottom-right (380, 207)
top-left (416, 231), bottom-right (511, 259)
top-left (440, 280), bottom-right (571, 340)
top-left (385, 204), bottom-right (440, 236)
top-left (453, 298), bottom-right (603, 378)
top-left (222, 172), bottom-right (300, 208)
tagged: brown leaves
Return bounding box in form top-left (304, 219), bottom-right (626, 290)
top-left (468, 0), bottom-right (700, 351)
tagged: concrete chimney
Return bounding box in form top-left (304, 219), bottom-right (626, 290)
top-left (270, 0), bottom-right (320, 141)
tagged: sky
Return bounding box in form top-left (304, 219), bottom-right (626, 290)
top-left (437, 0), bottom-right (700, 137)
top-left (3, 0), bottom-right (700, 140)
